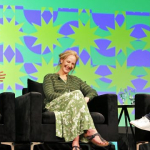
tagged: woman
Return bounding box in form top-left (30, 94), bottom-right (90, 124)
top-left (43, 50), bottom-right (109, 150)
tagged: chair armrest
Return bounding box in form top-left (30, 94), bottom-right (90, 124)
top-left (135, 94), bottom-right (150, 141)
top-left (0, 92), bottom-right (15, 141)
top-left (88, 94), bottom-right (118, 141)
top-left (88, 94), bottom-right (118, 124)
top-left (15, 92), bottom-right (43, 142)
top-left (135, 94), bottom-right (150, 119)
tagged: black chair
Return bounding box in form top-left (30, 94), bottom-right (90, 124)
top-left (15, 79), bottom-right (118, 149)
top-left (0, 92), bottom-right (42, 150)
top-left (135, 94), bottom-right (150, 142)
top-left (0, 92), bottom-right (15, 149)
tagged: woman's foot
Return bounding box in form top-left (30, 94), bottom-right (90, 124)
top-left (84, 129), bottom-right (109, 147)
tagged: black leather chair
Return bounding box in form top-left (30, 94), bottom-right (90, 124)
top-left (15, 79), bottom-right (118, 149)
top-left (135, 94), bottom-right (150, 142)
top-left (0, 92), bottom-right (15, 149)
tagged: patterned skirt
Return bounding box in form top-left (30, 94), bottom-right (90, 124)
top-left (45, 90), bottom-right (95, 142)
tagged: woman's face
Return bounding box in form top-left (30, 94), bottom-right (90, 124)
top-left (60, 55), bottom-right (77, 74)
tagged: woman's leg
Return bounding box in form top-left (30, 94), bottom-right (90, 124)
top-left (72, 135), bottom-right (80, 150)
top-left (46, 90), bottom-right (109, 145)
top-left (85, 129), bottom-right (109, 145)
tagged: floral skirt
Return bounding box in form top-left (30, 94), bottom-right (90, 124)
top-left (45, 90), bottom-right (95, 142)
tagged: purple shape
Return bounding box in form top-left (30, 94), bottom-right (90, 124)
top-left (80, 50), bottom-right (90, 64)
top-left (66, 47), bottom-right (79, 53)
top-left (16, 48), bottom-right (24, 62)
top-left (58, 8), bottom-right (78, 12)
top-left (24, 10), bottom-right (41, 25)
top-left (15, 6), bottom-right (23, 9)
top-left (0, 18), bottom-right (3, 24)
top-left (130, 24), bottom-right (150, 39)
top-left (0, 45), bottom-right (3, 62)
top-left (95, 39), bottom-right (115, 57)
top-left (6, 18), bottom-right (11, 22)
top-left (7, 6), bottom-right (11, 9)
top-left (127, 50), bottom-right (150, 67)
top-left (115, 14), bottom-right (125, 27)
top-left (59, 21), bottom-right (78, 35)
top-left (42, 11), bottom-right (52, 24)
top-left (97, 91), bottom-right (116, 95)
top-left (24, 63), bottom-right (37, 74)
top-left (29, 75), bottom-right (38, 81)
top-left (53, 11), bottom-right (58, 23)
top-left (16, 84), bottom-right (24, 90)
top-left (43, 47), bottom-right (50, 54)
top-left (92, 13), bottom-right (115, 30)
top-left (0, 83), bottom-right (3, 89)
top-left (0, 5), bottom-right (3, 8)
top-left (100, 77), bottom-right (111, 83)
top-left (95, 65), bottom-right (111, 76)
top-left (4, 46), bottom-right (15, 62)
top-left (126, 12), bottom-right (150, 16)
top-left (24, 36), bottom-right (41, 54)
top-left (53, 45), bottom-right (56, 50)
top-left (132, 109), bottom-right (135, 115)
top-left (7, 86), bottom-right (11, 90)
top-left (132, 78), bottom-right (150, 92)
top-left (82, 9), bottom-right (86, 13)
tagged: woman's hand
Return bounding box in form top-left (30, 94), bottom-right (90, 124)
top-left (84, 97), bottom-right (90, 103)
top-left (0, 71), bottom-right (6, 82)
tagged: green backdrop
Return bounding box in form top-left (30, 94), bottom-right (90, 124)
top-left (0, 0), bottom-right (150, 127)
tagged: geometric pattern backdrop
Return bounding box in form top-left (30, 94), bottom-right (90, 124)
top-left (0, 2), bottom-right (150, 126)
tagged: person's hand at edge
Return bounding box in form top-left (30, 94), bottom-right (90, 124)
top-left (0, 71), bottom-right (6, 82)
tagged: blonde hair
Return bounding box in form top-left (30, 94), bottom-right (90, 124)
top-left (58, 50), bottom-right (79, 71)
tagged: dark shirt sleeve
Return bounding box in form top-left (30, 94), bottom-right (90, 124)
top-left (73, 76), bottom-right (98, 101)
top-left (43, 74), bottom-right (61, 103)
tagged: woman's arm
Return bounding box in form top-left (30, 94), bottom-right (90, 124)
top-left (77, 77), bottom-right (98, 102)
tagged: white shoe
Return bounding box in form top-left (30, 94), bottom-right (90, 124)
top-left (130, 116), bottom-right (150, 131)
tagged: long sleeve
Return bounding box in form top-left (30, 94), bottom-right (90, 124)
top-left (80, 80), bottom-right (98, 101)
top-left (43, 74), bottom-right (62, 103)
top-left (43, 74), bottom-right (98, 104)
top-left (71, 76), bottom-right (98, 100)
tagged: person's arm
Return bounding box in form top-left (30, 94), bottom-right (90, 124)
top-left (76, 77), bottom-right (98, 102)
top-left (0, 71), bottom-right (6, 82)
top-left (43, 74), bottom-right (62, 103)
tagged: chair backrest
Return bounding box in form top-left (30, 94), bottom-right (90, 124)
top-left (23, 79), bottom-right (46, 111)
top-left (0, 97), bottom-right (3, 124)
top-left (0, 92), bottom-right (15, 141)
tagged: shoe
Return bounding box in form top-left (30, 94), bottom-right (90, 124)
top-left (130, 116), bottom-right (150, 131)
top-left (84, 132), bottom-right (110, 148)
top-left (72, 146), bottom-right (81, 150)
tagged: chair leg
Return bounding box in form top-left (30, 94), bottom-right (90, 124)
top-left (30, 142), bottom-right (43, 150)
top-left (1, 142), bottom-right (14, 150)
top-left (80, 143), bottom-right (91, 150)
top-left (136, 141), bottom-right (149, 150)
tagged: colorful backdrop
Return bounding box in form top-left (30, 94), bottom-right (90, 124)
top-left (0, 0), bottom-right (150, 126)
